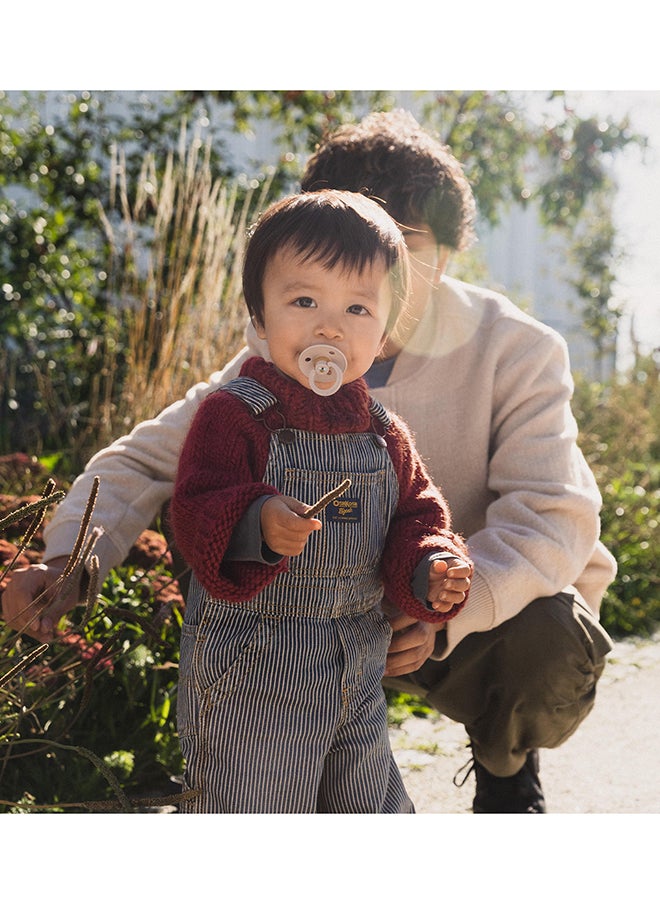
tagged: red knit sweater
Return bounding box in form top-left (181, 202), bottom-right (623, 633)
top-left (171, 357), bottom-right (469, 623)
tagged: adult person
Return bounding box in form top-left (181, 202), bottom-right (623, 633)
top-left (2, 109), bottom-right (616, 813)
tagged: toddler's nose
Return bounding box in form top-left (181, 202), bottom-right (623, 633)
top-left (314, 317), bottom-right (343, 340)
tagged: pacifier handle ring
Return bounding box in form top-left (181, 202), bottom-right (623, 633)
top-left (298, 344), bottom-right (347, 397)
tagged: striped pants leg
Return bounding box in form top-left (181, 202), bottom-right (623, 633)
top-left (177, 603), bottom-right (413, 813)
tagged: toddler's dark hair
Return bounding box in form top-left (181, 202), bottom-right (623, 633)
top-left (243, 189), bottom-right (411, 340)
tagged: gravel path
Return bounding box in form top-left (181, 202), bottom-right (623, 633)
top-left (390, 631), bottom-right (660, 814)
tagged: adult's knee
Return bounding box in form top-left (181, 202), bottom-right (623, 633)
top-left (500, 593), bottom-right (612, 703)
top-left (474, 593), bottom-right (613, 773)
top-left (420, 593), bottom-right (613, 775)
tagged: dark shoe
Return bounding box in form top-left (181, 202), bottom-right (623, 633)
top-left (455, 749), bottom-right (547, 813)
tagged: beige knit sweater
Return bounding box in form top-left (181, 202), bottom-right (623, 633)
top-left (44, 276), bottom-right (616, 658)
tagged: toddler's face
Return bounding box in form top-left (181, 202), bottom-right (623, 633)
top-left (255, 244), bottom-right (392, 391)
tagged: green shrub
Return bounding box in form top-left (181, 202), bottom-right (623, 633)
top-left (0, 558), bottom-right (185, 812)
top-left (0, 482), bottom-right (185, 812)
top-left (573, 354), bottom-right (660, 637)
top-left (599, 469), bottom-right (659, 635)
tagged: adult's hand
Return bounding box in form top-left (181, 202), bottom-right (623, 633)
top-left (1, 556), bottom-right (79, 642)
top-left (384, 609), bottom-right (438, 677)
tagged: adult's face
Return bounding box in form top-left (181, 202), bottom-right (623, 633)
top-left (380, 224), bottom-right (449, 358)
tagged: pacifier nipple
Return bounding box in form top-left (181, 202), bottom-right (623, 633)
top-left (298, 344), bottom-right (347, 396)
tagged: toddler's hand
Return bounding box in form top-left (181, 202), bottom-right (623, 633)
top-left (426, 556), bottom-right (472, 613)
top-left (260, 495), bottom-right (322, 557)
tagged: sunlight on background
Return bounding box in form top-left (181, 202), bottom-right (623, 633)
top-left (570, 91), bottom-right (660, 368)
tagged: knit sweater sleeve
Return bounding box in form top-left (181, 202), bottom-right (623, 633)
top-left (380, 413), bottom-right (471, 623)
top-left (170, 390), bottom-right (288, 600)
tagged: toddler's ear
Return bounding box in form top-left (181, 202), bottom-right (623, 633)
top-left (252, 316), bottom-right (267, 340)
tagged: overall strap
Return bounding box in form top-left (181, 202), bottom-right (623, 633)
top-left (221, 376), bottom-right (279, 417)
top-left (368, 397), bottom-right (391, 433)
top-left (223, 376), bottom-right (391, 434)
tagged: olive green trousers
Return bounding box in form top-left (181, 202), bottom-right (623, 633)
top-left (385, 592), bottom-right (613, 776)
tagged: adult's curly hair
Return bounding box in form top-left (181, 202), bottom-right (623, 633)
top-left (301, 109), bottom-right (476, 252)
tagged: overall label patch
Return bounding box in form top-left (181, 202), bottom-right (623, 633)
top-left (326, 496), bottom-right (361, 523)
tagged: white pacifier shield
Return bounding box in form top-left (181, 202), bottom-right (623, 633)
top-left (298, 344), bottom-right (347, 396)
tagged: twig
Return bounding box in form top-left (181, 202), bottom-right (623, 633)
top-left (0, 483), bottom-right (64, 534)
top-left (0, 788), bottom-right (199, 813)
top-left (302, 479), bottom-right (352, 519)
top-left (77, 554), bottom-right (100, 630)
top-left (53, 527), bottom-right (103, 613)
top-left (34, 739), bottom-right (133, 812)
top-left (0, 482), bottom-right (65, 582)
top-left (0, 644), bottom-right (49, 690)
top-left (4, 479), bottom-right (102, 644)
top-left (60, 476), bottom-right (100, 581)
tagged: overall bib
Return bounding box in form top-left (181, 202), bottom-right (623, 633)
top-left (177, 377), bottom-right (414, 813)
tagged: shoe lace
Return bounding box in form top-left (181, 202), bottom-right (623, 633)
top-left (452, 754), bottom-right (475, 788)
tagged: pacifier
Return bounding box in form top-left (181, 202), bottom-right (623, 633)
top-left (297, 344), bottom-right (347, 396)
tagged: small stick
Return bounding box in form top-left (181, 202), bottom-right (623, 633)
top-left (302, 479), bottom-right (352, 519)
top-left (0, 643), bottom-right (49, 689)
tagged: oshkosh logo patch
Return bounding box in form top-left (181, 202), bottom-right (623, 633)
top-left (326, 497), bottom-right (361, 523)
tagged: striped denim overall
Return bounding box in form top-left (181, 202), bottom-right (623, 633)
top-left (177, 377), bottom-right (414, 813)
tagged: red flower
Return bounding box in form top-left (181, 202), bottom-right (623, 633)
top-left (56, 631), bottom-right (115, 673)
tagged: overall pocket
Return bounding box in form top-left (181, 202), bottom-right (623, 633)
top-left (281, 467), bottom-right (395, 580)
top-left (178, 603), bottom-right (277, 737)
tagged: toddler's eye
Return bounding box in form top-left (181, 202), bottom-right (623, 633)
top-left (347, 304), bottom-right (369, 316)
top-left (293, 296), bottom-right (316, 308)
